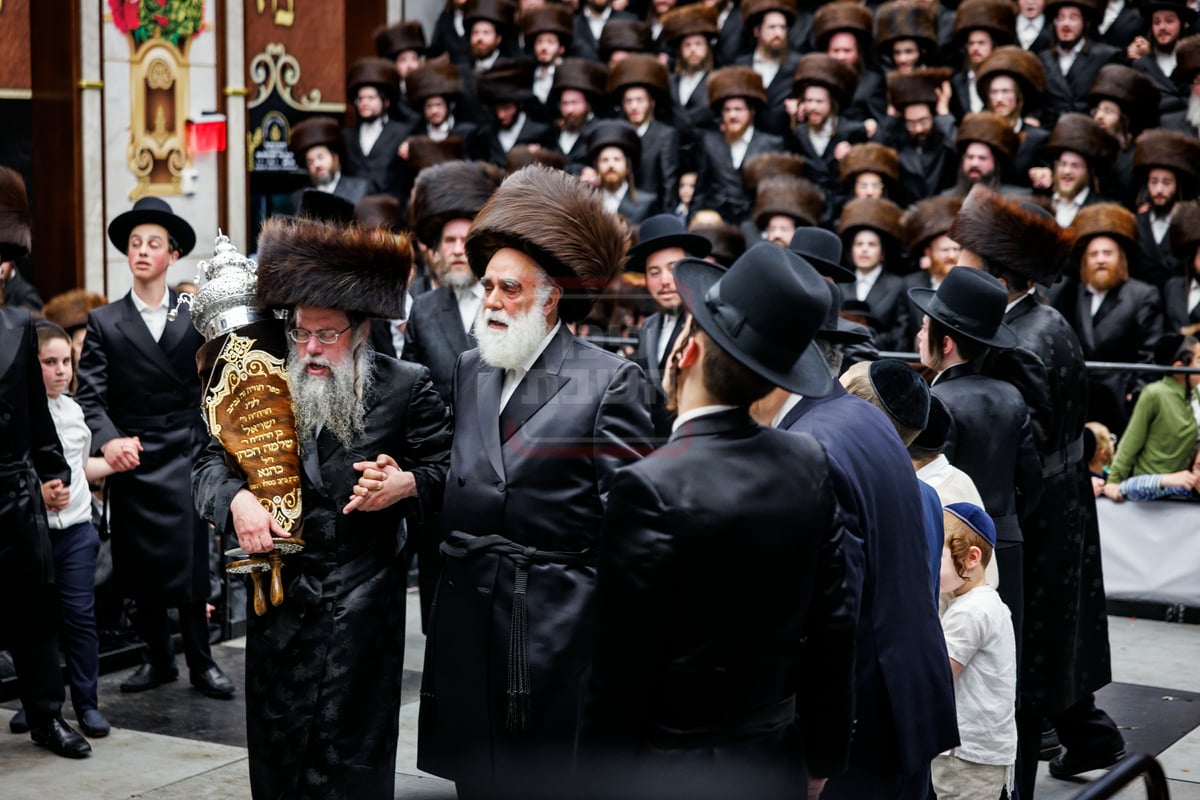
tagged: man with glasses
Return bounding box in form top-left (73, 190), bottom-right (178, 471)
top-left (193, 215), bottom-right (452, 799)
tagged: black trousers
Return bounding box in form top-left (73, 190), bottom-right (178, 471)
top-left (1016, 693), bottom-right (1124, 800)
top-left (0, 581), bottom-right (65, 729)
top-left (51, 521), bottom-right (101, 714)
top-left (131, 597), bottom-right (216, 674)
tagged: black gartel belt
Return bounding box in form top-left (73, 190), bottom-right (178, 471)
top-left (440, 530), bottom-right (598, 733)
top-left (1041, 433), bottom-right (1085, 478)
top-left (0, 458), bottom-right (54, 584)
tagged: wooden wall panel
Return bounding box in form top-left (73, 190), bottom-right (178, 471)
top-left (0, 0), bottom-right (32, 90)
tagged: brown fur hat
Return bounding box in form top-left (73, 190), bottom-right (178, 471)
top-left (840, 142), bottom-right (901, 187)
top-left (346, 58), bottom-right (400, 104)
top-left (1177, 35), bottom-right (1200, 86)
top-left (466, 166), bottom-right (630, 323)
top-left (814, 1), bottom-right (874, 50)
top-left (478, 58), bottom-right (536, 105)
top-left (255, 217), bottom-right (413, 319)
top-left (406, 57), bottom-right (463, 105)
top-left (1070, 202), bottom-right (1137, 260)
top-left (551, 58), bottom-right (609, 105)
top-left (948, 184), bottom-right (1076, 284)
top-left (1045, 112), bottom-right (1119, 166)
top-left (875, 1), bottom-right (937, 49)
top-left (661, 4), bottom-right (719, 47)
top-left (406, 136), bottom-right (466, 172)
top-left (374, 21), bottom-right (427, 59)
top-left (505, 145), bottom-right (568, 173)
top-left (708, 65), bottom-right (768, 110)
top-left (43, 289), bottom-right (108, 333)
top-left (0, 166), bottom-right (31, 263)
top-left (903, 196), bottom-right (963, 252)
top-left (753, 177), bottom-right (825, 229)
top-left (792, 53), bottom-right (859, 109)
top-left (837, 197), bottom-right (905, 250)
top-left (1086, 65), bottom-right (1160, 132)
top-left (957, 111), bottom-right (1020, 161)
top-left (953, 0), bottom-right (1017, 44)
top-left (742, 152), bottom-right (807, 195)
top-left (1133, 129), bottom-right (1200, 182)
top-left (607, 54), bottom-right (671, 104)
top-left (887, 67), bottom-right (952, 110)
top-left (599, 20), bottom-right (653, 61)
top-left (520, 5), bottom-right (573, 43)
top-left (690, 223), bottom-right (747, 267)
top-left (463, 0), bottom-right (516, 33)
top-left (976, 46), bottom-right (1046, 107)
top-left (289, 117), bottom-right (342, 158)
top-left (1168, 200), bottom-right (1200, 260)
top-left (1044, 0), bottom-right (1104, 26)
top-left (410, 160), bottom-right (505, 250)
top-left (354, 195), bottom-right (406, 234)
top-left (741, 0), bottom-right (798, 27)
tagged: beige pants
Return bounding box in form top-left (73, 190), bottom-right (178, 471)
top-left (931, 754), bottom-right (1010, 800)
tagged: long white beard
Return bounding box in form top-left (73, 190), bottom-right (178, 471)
top-left (1187, 95), bottom-right (1200, 130)
top-left (474, 286), bottom-right (553, 370)
top-left (287, 344), bottom-right (372, 451)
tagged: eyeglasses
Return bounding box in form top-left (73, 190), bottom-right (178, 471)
top-left (480, 277), bottom-right (526, 298)
top-left (288, 325), bottom-right (352, 344)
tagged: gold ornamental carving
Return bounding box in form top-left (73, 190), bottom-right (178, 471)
top-left (125, 39), bottom-right (190, 200)
top-left (248, 43), bottom-right (344, 112)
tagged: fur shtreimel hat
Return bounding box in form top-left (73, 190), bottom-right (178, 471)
top-left (505, 145), bottom-right (567, 173)
top-left (792, 53), bottom-right (859, 109)
top-left (466, 166), bottom-right (629, 323)
top-left (839, 142), bottom-right (901, 187)
top-left (607, 54), bottom-right (671, 104)
top-left (477, 58), bottom-right (535, 105)
top-left (406, 136), bottom-right (466, 172)
top-left (1044, 112), bottom-right (1119, 166)
top-left (374, 21), bottom-right (426, 59)
top-left (355, 195), bottom-right (406, 234)
top-left (887, 67), bottom-right (952, 110)
top-left (0, 166), bottom-right (31, 263)
top-left (1086, 65), bottom-right (1160, 133)
top-left (661, 4), bottom-right (719, 47)
top-left (1133, 129), bottom-right (1200, 182)
top-left (813, 0), bottom-right (874, 50)
top-left (346, 58), bottom-right (400, 104)
top-left (1168, 200), bottom-right (1200, 260)
top-left (463, 0), bottom-right (516, 33)
top-left (43, 289), bottom-right (108, 333)
top-left (741, 0), bottom-right (797, 27)
top-left (599, 20), bottom-right (653, 62)
top-left (956, 111), bottom-right (1020, 161)
top-left (948, 184), bottom-right (1076, 284)
top-left (1177, 35), bottom-right (1200, 86)
top-left (953, 0), bottom-right (1017, 44)
top-left (837, 197), bottom-right (905, 251)
top-left (903, 195), bottom-right (963, 252)
top-left (406, 57), bottom-right (463, 106)
top-left (410, 160), bottom-right (505, 250)
top-left (255, 217), bottom-right (414, 319)
top-left (708, 65), bottom-right (767, 110)
top-left (875, 1), bottom-right (937, 49)
top-left (520, 5), bottom-right (573, 43)
top-left (753, 177), bottom-right (824, 229)
top-left (551, 58), bottom-right (609, 105)
top-left (976, 46), bottom-right (1046, 107)
top-left (1045, 0), bottom-right (1104, 26)
top-left (1070, 202), bottom-right (1138, 260)
top-left (289, 117), bottom-right (342, 158)
top-left (742, 152), bottom-right (807, 195)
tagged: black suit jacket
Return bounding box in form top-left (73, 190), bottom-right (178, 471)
top-left (617, 190), bottom-right (658, 224)
top-left (342, 118), bottom-right (411, 196)
top-left (670, 72), bottom-right (716, 135)
top-left (845, 69), bottom-right (887, 124)
top-left (402, 285), bottom-right (477, 404)
top-left (1098, 5), bottom-right (1143, 51)
top-left (1134, 211), bottom-right (1178, 288)
top-left (633, 311), bottom-right (684, 439)
top-left (787, 117), bottom-right (869, 201)
top-left (694, 128), bottom-right (784, 224)
top-left (734, 52), bottom-right (800, 135)
top-left (1132, 55), bottom-right (1184, 117)
top-left (1161, 110), bottom-right (1199, 136)
top-left (569, 10), bottom-right (638, 62)
top-left (1009, 124), bottom-right (1049, 188)
top-left (1163, 276), bottom-right (1200, 335)
top-left (714, 7), bottom-right (746, 67)
top-left (845, 270), bottom-right (911, 352)
top-left (637, 120), bottom-right (681, 209)
top-left (1037, 40), bottom-right (1124, 128)
top-left (469, 115), bottom-right (558, 168)
top-left (875, 115), bottom-right (959, 205)
top-left (948, 69), bottom-right (981, 122)
top-left (429, 8), bottom-right (471, 65)
top-left (553, 117), bottom-right (603, 173)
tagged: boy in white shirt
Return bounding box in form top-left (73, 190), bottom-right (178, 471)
top-left (933, 502), bottom-right (1018, 799)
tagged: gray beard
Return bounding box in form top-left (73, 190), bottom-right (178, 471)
top-left (1187, 95), bottom-right (1200, 130)
top-left (474, 285), bottom-right (553, 370)
top-left (287, 344), bottom-right (372, 452)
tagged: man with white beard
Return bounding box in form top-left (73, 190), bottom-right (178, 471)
top-left (417, 165), bottom-right (654, 800)
top-left (1161, 34), bottom-right (1200, 136)
top-left (193, 216), bottom-right (452, 800)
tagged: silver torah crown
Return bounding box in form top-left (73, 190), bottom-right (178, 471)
top-left (168, 231), bottom-right (276, 340)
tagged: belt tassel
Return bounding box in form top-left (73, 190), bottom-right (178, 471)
top-left (507, 563), bottom-right (531, 732)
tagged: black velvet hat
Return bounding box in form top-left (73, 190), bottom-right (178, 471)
top-left (674, 242), bottom-right (833, 397)
top-left (626, 214), bottom-right (712, 273)
top-left (107, 196), bottom-right (196, 257)
top-left (789, 226), bottom-right (855, 283)
top-left (868, 358), bottom-right (931, 431)
top-left (294, 190), bottom-right (356, 225)
top-left (907, 265), bottom-right (1017, 349)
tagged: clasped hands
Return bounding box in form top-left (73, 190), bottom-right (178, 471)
top-left (342, 454), bottom-right (416, 515)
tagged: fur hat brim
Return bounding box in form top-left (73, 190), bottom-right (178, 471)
top-left (0, 166), bottom-right (31, 262)
top-left (956, 111), bottom-right (1020, 161)
top-left (1069, 202), bottom-right (1138, 259)
top-left (708, 65), bottom-right (767, 110)
top-left (837, 198), bottom-right (905, 250)
top-left (374, 21), bottom-right (426, 58)
top-left (903, 196), bottom-right (963, 252)
top-left (1044, 112), bottom-right (1118, 166)
top-left (743, 152), bottom-right (807, 195)
top-left (660, 4), bottom-right (719, 46)
top-left (1133, 129), bottom-right (1200, 181)
top-left (948, 184), bottom-right (1076, 284)
top-left (754, 177), bottom-right (825, 229)
top-left (792, 53), bottom-right (859, 110)
top-left (43, 288), bottom-right (108, 332)
top-left (976, 46), bottom-right (1046, 106)
top-left (410, 160), bottom-right (504, 250)
top-left (839, 142), bottom-right (901, 185)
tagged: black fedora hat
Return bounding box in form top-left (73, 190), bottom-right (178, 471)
top-left (107, 197), bottom-right (196, 257)
top-left (789, 227), bottom-right (854, 283)
top-left (907, 265), bottom-right (1017, 350)
top-left (294, 189), bottom-right (356, 225)
top-left (869, 358), bottom-right (931, 431)
top-left (816, 278), bottom-right (870, 345)
top-left (626, 214), bottom-right (712, 272)
top-left (674, 242), bottom-right (833, 397)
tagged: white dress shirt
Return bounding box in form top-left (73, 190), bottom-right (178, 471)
top-left (533, 65), bottom-right (556, 103)
top-left (769, 393), bottom-right (804, 429)
top-left (455, 282), bottom-right (485, 335)
top-left (601, 183), bottom-right (629, 215)
top-left (751, 53), bottom-right (780, 91)
top-left (453, 9), bottom-right (464, 36)
top-left (730, 125), bottom-right (755, 169)
top-left (1057, 39), bottom-right (1085, 75)
top-left (1099, 0), bottom-right (1124, 35)
top-left (1150, 211), bottom-right (1171, 244)
top-left (1156, 51), bottom-right (1177, 78)
top-left (428, 116), bottom-right (455, 142)
top-left (855, 265), bottom-right (884, 302)
top-left (317, 172), bottom-right (342, 194)
top-left (497, 112), bottom-right (528, 153)
top-left (1087, 284), bottom-right (1108, 316)
top-left (359, 115), bottom-right (386, 155)
top-left (387, 291), bottom-right (415, 356)
top-left (655, 312), bottom-right (681, 364)
top-left (807, 118), bottom-right (834, 156)
top-left (1189, 279), bottom-right (1200, 315)
top-left (474, 51), bottom-right (500, 72)
top-left (585, 6), bottom-right (612, 43)
top-left (501, 320), bottom-right (562, 412)
top-left (45, 394), bottom-right (94, 530)
top-left (672, 404), bottom-right (738, 433)
top-left (1005, 287), bottom-right (1037, 313)
top-left (679, 70), bottom-right (705, 105)
top-left (1053, 186), bottom-right (1089, 228)
top-left (966, 70), bottom-right (983, 113)
top-left (131, 284), bottom-right (170, 342)
top-left (1017, 16), bottom-right (1043, 50)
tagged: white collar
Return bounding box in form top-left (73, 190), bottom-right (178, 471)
top-left (770, 393), bottom-right (804, 428)
top-left (131, 284), bottom-right (169, 312)
top-left (1058, 38), bottom-right (1085, 58)
top-left (916, 453), bottom-right (950, 481)
top-left (636, 119), bottom-right (651, 136)
top-left (1005, 287), bottom-right (1037, 312)
top-left (672, 404), bottom-right (738, 432)
top-left (520, 319), bottom-right (562, 373)
top-left (740, 125), bottom-right (755, 145)
top-left (455, 282), bottom-right (484, 302)
top-left (585, 5), bottom-right (612, 22)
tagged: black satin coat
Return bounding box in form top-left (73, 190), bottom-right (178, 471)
top-left (74, 292), bottom-right (210, 603)
top-left (193, 353), bottom-right (451, 800)
top-left (418, 326), bottom-right (653, 791)
top-left (403, 285), bottom-right (477, 403)
top-left (982, 295), bottom-right (1113, 711)
top-left (694, 128), bottom-right (785, 225)
top-left (579, 410), bottom-right (857, 795)
top-left (341, 119), bottom-right (412, 196)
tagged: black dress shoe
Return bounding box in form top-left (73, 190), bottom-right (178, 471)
top-left (190, 666), bottom-right (235, 699)
top-left (9, 708), bottom-right (29, 734)
top-left (1040, 725), bottom-right (1062, 760)
top-left (1048, 747), bottom-right (1126, 779)
top-left (119, 662), bottom-right (179, 693)
top-left (79, 709), bottom-right (111, 738)
top-left (30, 716), bottom-right (91, 758)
